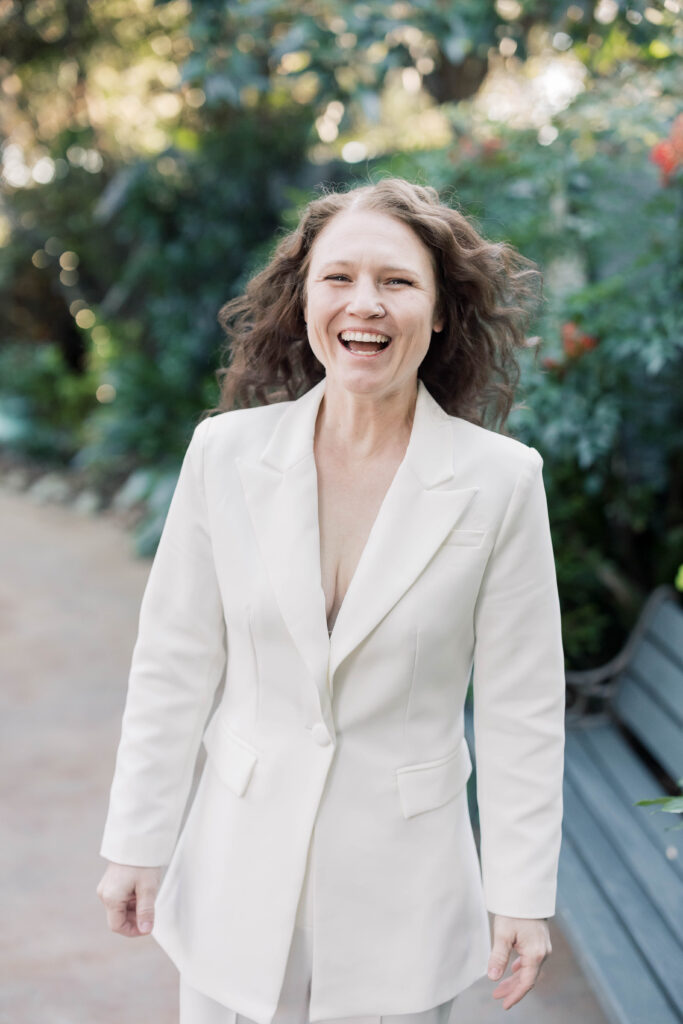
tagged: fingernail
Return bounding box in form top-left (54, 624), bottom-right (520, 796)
top-left (489, 967), bottom-right (501, 979)
top-left (140, 921), bottom-right (152, 934)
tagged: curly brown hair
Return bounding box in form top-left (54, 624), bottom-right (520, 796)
top-left (209, 176), bottom-right (543, 432)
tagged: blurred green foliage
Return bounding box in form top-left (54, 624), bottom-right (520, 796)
top-left (372, 66), bottom-right (682, 663)
top-left (0, 0), bottom-right (681, 661)
top-left (153, 0), bottom-right (679, 114)
top-left (0, 341), bottom-right (97, 460)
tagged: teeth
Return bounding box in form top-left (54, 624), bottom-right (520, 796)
top-left (339, 331), bottom-right (391, 344)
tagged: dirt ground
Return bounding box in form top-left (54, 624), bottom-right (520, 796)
top-left (0, 483), bottom-right (608, 1024)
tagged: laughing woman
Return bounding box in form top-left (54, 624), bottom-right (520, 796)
top-left (97, 177), bottom-right (565, 1024)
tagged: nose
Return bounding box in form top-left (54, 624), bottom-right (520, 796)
top-left (345, 275), bottom-right (385, 317)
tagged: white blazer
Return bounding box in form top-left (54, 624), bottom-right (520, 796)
top-left (100, 375), bottom-right (565, 1024)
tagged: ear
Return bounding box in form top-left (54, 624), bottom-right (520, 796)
top-left (432, 303), bottom-right (444, 334)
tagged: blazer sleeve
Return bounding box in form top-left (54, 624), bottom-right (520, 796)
top-left (99, 416), bottom-right (227, 867)
top-left (471, 447), bottom-right (565, 919)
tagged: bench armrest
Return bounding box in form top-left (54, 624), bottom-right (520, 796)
top-left (565, 584), bottom-right (679, 721)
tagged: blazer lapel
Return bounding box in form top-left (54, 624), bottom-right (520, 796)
top-left (236, 378), bottom-right (331, 706)
top-left (236, 376), bottom-right (479, 710)
top-left (327, 380), bottom-right (478, 689)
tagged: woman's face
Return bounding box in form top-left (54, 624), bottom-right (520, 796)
top-left (303, 208), bottom-right (443, 400)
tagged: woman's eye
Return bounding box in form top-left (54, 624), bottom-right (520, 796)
top-left (324, 275), bottom-right (413, 285)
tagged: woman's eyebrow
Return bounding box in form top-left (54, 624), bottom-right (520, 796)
top-left (319, 260), bottom-right (419, 275)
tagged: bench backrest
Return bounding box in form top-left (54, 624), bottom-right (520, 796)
top-left (611, 593), bottom-right (683, 784)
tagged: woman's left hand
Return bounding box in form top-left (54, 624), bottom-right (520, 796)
top-left (487, 914), bottom-right (552, 1010)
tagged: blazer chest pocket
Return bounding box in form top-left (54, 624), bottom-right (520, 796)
top-left (395, 738), bottom-right (473, 819)
top-left (202, 714), bottom-right (260, 797)
top-left (443, 528), bottom-right (486, 547)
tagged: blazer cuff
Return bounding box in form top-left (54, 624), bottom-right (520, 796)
top-left (99, 832), bottom-right (174, 868)
top-left (484, 877), bottom-right (557, 920)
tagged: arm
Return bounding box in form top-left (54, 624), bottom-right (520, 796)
top-left (472, 448), bottom-right (565, 920)
top-left (472, 449), bottom-right (565, 1007)
top-left (99, 416), bottom-right (227, 868)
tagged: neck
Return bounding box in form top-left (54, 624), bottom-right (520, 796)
top-left (315, 378), bottom-right (418, 462)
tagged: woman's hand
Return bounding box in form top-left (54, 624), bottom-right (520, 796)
top-left (96, 862), bottom-right (164, 938)
top-left (487, 914), bottom-right (552, 1010)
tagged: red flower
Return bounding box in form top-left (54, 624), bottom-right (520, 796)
top-left (650, 116), bottom-right (683, 185)
top-left (482, 138), bottom-right (503, 159)
top-left (542, 356), bottom-right (562, 371)
top-left (561, 322), bottom-right (598, 358)
top-left (650, 140), bottom-right (678, 184)
top-left (449, 135), bottom-right (503, 164)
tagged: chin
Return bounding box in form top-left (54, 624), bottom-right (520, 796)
top-left (327, 368), bottom-right (416, 400)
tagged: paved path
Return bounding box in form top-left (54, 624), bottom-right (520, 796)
top-left (0, 484), bottom-right (608, 1024)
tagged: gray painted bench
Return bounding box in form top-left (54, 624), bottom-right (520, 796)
top-left (465, 584), bottom-right (683, 1024)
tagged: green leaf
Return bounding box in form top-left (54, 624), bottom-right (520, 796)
top-left (635, 797), bottom-right (683, 812)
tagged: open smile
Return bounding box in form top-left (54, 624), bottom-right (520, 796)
top-left (337, 330), bottom-right (393, 357)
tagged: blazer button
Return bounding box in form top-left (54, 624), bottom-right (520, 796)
top-left (311, 723), bottom-right (332, 746)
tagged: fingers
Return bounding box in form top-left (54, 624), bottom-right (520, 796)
top-left (487, 952), bottom-right (508, 981)
top-left (96, 863), bottom-right (161, 939)
top-left (487, 931), bottom-right (512, 980)
top-left (488, 917), bottom-right (552, 1009)
top-left (107, 893), bottom-right (145, 937)
top-left (135, 881), bottom-right (158, 935)
top-left (491, 958), bottom-right (543, 1010)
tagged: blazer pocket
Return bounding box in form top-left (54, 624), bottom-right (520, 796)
top-left (395, 738), bottom-right (473, 819)
top-left (443, 528), bottom-right (486, 547)
top-left (202, 715), bottom-right (260, 797)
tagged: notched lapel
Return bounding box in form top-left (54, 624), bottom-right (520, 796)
top-left (328, 381), bottom-right (480, 688)
top-left (328, 473), bottom-right (478, 688)
top-left (237, 453), bottom-right (330, 692)
top-left (235, 379), bottom-right (330, 705)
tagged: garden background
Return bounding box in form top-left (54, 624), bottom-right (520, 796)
top-left (1, 0), bottom-right (681, 669)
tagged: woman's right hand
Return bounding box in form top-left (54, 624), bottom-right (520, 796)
top-left (96, 861), bottom-right (164, 937)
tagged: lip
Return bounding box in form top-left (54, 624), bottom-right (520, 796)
top-left (337, 330), bottom-right (393, 358)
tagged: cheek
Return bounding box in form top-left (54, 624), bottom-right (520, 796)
top-left (400, 301), bottom-right (437, 331)
top-left (400, 315), bottom-right (434, 353)
top-left (305, 291), bottom-right (333, 329)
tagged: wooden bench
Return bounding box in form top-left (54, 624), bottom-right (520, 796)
top-left (464, 583), bottom-right (683, 1024)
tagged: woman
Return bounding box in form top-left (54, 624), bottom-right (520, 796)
top-left (97, 177), bottom-right (565, 1024)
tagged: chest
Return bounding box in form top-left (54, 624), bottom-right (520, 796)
top-left (316, 451), bottom-right (404, 632)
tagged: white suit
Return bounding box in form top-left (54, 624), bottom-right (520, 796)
top-left (100, 375), bottom-right (565, 1024)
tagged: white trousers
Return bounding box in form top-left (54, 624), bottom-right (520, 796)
top-left (179, 830), bottom-right (458, 1024)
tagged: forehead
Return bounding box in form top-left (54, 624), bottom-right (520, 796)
top-left (309, 208), bottom-right (435, 274)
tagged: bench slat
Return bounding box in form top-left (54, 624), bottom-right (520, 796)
top-left (623, 635), bottom-right (683, 724)
top-left (576, 723), bottom-right (683, 883)
top-left (612, 668), bottom-right (683, 781)
top-left (557, 829), bottom-right (682, 1024)
top-left (561, 777), bottom-right (683, 1014)
top-left (645, 600), bottom-right (683, 670)
top-left (564, 730), bottom-right (683, 946)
